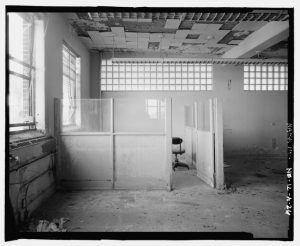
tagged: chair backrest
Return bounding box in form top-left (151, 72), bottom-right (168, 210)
top-left (172, 137), bottom-right (183, 145)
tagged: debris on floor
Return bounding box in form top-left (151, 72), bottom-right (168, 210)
top-left (253, 173), bottom-right (267, 178)
top-left (217, 184), bottom-right (237, 195)
top-left (29, 157), bottom-right (288, 238)
top-left (36, 217), bottom-right (70, 232)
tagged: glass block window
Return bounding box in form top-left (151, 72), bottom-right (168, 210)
top-left (244, 64), bottom-right (288, 91)
top-left (100, 60), bottom-right (213, 91)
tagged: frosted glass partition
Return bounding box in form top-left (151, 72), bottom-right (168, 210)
top-left (114, 98), bottom-right (166, 132)
top-left (197, 101), bottom-right (211, 131)
top-left (60, 99), bottom-right (111, 132)
top-left (184, 105), bottom-right (194, 127)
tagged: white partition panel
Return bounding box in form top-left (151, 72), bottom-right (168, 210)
top-left (191, 128), bottom-right (197, 166)
top-left (196, 98), bottom-right (224, 189)
top-left (114, 135), bottom-right (166, 189)
top-left (60, 135), bottom-right (112, 189)
top-left (184, 127), bottom-right (193, 165)
top-left (196, 100), bottom-right (215, 188)
top-left (196, 130), bottom-right (215, 187)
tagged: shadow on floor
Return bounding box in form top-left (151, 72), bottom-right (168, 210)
top-left (172, 166), bottom-right (207, 190)
top-left (224, 156), bottom-right (287, 187)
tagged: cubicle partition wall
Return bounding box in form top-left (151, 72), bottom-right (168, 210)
top-left (54, 98), bottom-right (172, 190)
top-left (184, 98), bottom-right (224, 189)
top-left (184, 104), bottom-right (197, 166)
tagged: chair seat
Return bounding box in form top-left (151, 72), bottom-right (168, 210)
top-left (172, 149), bottom-right (185, 155)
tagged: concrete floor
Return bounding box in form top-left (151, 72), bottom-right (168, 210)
top-left (28, 156), bottom-right (289, 238)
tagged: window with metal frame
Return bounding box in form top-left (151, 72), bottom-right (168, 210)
top-left (9, 13), bottom-right (36, 132)
top-left (243, 64), bottom-right (288, 91)
top-left (62, 43), bottom-right (81, 126)
top-left (100, 60), bottom-right (213, 91)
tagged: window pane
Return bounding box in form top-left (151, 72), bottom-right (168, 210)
top-left (62, 44), bottom-right (80, 127)
top-left (9, 74), bottom-right (31, 124)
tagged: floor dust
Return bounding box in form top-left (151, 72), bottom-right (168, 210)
top-left (29, 156), bottom-right (289, 238)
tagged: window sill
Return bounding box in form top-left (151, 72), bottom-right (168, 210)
top-left (9, 130), bottom-right (47, 145)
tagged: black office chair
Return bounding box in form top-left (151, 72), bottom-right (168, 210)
top-left (172, 137), bottom-right (189, 171)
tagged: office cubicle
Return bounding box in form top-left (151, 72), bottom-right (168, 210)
top-left (54, 98), bottom-right (172, 190)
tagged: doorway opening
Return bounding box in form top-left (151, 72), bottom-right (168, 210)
top-left (171, 98), bottom-right (224, 191)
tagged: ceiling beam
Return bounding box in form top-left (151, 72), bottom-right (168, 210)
top-left (222, 21), bottom-right (289, 59)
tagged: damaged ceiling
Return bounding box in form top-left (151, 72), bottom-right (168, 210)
top-left (63, 9), bottom-right (289, 59)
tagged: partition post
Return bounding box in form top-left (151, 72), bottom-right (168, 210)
top-left (214, 98), bottom-right (224, 189)
top-left (111, 98), bottom-right (115, 189)
top-left (194, 102), bottom-right (198, 167)
top-left (165, 98), bottom-right (172, 191)
top-left (209, 99), bottom-right (216, 188)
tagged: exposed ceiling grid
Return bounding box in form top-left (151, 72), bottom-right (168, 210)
top-left (66, 10), bottom-right (289, 59)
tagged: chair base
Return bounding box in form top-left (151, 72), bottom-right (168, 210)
top-left (173, 161), bottom-right (189, 171)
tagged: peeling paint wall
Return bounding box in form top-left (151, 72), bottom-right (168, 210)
top-left (101, 64), bottom-right (288, 157)
top-left (44, 13), bottom-right (91, 135)
top-left (9, 138), bottom-right (56, 224)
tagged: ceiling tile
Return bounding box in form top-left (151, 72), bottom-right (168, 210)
top-left (98, 31), bottom-right (114, 37)
top-left (164, 19), bottom-right (181, 29)
top-left (183, 38), bottom-right (205, 44)
top-left (137, 18), bottom-right (152, 22)
top-left (138, 38), bottom-right (149, 49)
top-left (127, 42), bottom-right (137, 48)
top-left (125, 32), bottom-right (138, 38)
top-left (122, 18), bottom-right (138, 22)
top-left (228, 39), bottom-right (243, 45)
top-left (191, 23), bottom-right (207, 31)
top-left (138, 32), bottom-right (150, 39)
top-left (162, 33), bottom-right (175, 39)
top-left (191, 23), bottom-right (222, 31)
top-left (111, 26), bottom-right (125, 34)
top-left (170, 40), bottom-right (182, 47)
top-left (160, 38), bottom-right (171, 50)
top-left (150, 33), bottom-right (163, 42)
top-left (233, 21), bottom-right (268, 31)
top-left (126, 37), bottom-right (137, 43)
top-left (175, 30), bottom-right (190, 39)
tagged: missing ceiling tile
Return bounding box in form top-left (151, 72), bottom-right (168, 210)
top-left (218, 30), bottom-right (253, 44)
top-left (186, 34), bottom-right (200, 39)
top-left (169, 46), bottom-right (179, 50)
top-left (148, 42), bottom-right (160, 50)
top-left (219, 22), bottom-right (239, 30)
top-left (178, 20), bottom-right (194, 29)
